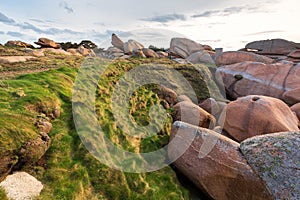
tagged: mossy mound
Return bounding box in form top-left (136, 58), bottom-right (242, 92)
top-left (0, 51), bottom-right (222, 199)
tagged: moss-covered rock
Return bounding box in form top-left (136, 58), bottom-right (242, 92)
top-left (240, 132), bottom-right (300, 199)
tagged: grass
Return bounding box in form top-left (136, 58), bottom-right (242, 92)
top-left (0, 187), bottom-right (8, 200)
top-left (0, 46), bottom-right (83, 80)
top-left (0, 48), bottom-right (220, 199)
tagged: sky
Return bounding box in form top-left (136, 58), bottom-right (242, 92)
top-left (0, 0), bottom-right (299, 50)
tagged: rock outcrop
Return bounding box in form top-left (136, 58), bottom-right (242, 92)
top-left (77, 45), bottom-right (96, 56)
top-left (216, 61), bottom-right (300, 104)
top-left (245, 39), bottom-right (300, 55)
top-left (142, 48), bottom-right (159, 58)
top-left (5, 40), bottom-right (34, 49)
top-left (170, 38), bottom-right (204, 59)
top-left (215, 51), bottom-right (274, 66)
top-left (219, 95), bottom-right (299, 142)
top-left (168, 121), bottom-right (273, 200)
top-left (111, 33), bottom-right (124, 51)
top-left (16, 133), bottom-right (51, 168)
top-left (186, 51), bottom-right (214, 65)
top-left (124, 39), bottom-right (144, 55)
top-left (35, 38), bottom-right (60, 49)
top-left (0, 56), bottom-right (36, 64)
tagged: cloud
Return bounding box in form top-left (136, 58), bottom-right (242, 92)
top-left (7, 31), bottom-right (24, 37)
top-left (46, 27), bottom-right (82, 35)
top-left (0, 31), bottom-right (4, 35)
top-left (222, 6), bottom-right (244, 16)
top-left (192, 6), bottom-right (259, 18)
top-left (30, 19), bottom-right (55, 23)
top-left (192, 10), bottom-right (220, 18)
top-left (244, 30), bottom-right (285, 36)
top-left (0, 11), bottom-right (83, 39)
top-left (11, 21), bottom-right (81, 35)
top-left (59, 1), bottom-right (74, 14)
top-left (141, 14), bottom-right (186, 23)
top-left (198, 39), bottom-right (221, 43)
top-left (0, 11), bottom-right (15, 24)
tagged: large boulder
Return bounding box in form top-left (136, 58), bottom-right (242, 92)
top-left (168, 121), bottom-right (273, 200)
top-left (283, 87), bottom-right (300, 105)
top-left (186, 51), bottom-right (215, 65)
top-left (156, 51), bottom-right (168, 58)
top-left (0, 172), bottom-right (43, 200)
top-left (245, 39), bottom-right (300, 55)
top-left (5, 40), bottom-right (34, 48)
top-left (111, 33), bottom-right (124, 51)
top-left (123, 39), bottom-right (144, 55)
top-left (240, 132), bottom-right (300, 200)
top-left (219, 95), bottom-right (299, 142)
top-left (77, 46), bottom-right (96, 57)
top-left (216, 61), bottom-right (300, 103)
top-left (142, 48), bottom-right (159, 58)
top-left (172, 100), bottom-right (216, 129)
top-left (34, 38), bottom-right (60, 49)
top-left (132, 49), bottom-right (146, 58)
top-left (106, 46), bottom-right (124, 58)
top-left (203, 44), bottom-right (213, 51)
top-left (199, 98), bottom-right (226, 120)
top-left (215, 51), bottom-right (274, 66)
top-left (170, 38), bottom-right (204, 58)
top-left (155, 85), bottom-right (178, 106)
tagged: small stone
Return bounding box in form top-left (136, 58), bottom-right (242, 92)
top-left (0, 172), bottom-right (43, 200)
top-left (14, 89), bottom-right (26, 98)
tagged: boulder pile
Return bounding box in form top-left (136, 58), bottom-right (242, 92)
top-left (162, 37), bottom-right (300, 199)
top-left (104, 33), bottom-right (168, 59)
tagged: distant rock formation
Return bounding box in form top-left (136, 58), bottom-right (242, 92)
top-left (245, 38), bottom-right (300, 55)
top-left (5, 40), bottom-right (34, 48)
top-left (107, 33), bottom-right (168, 59)
top-left (35, 38), bottom-right (60, 49)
